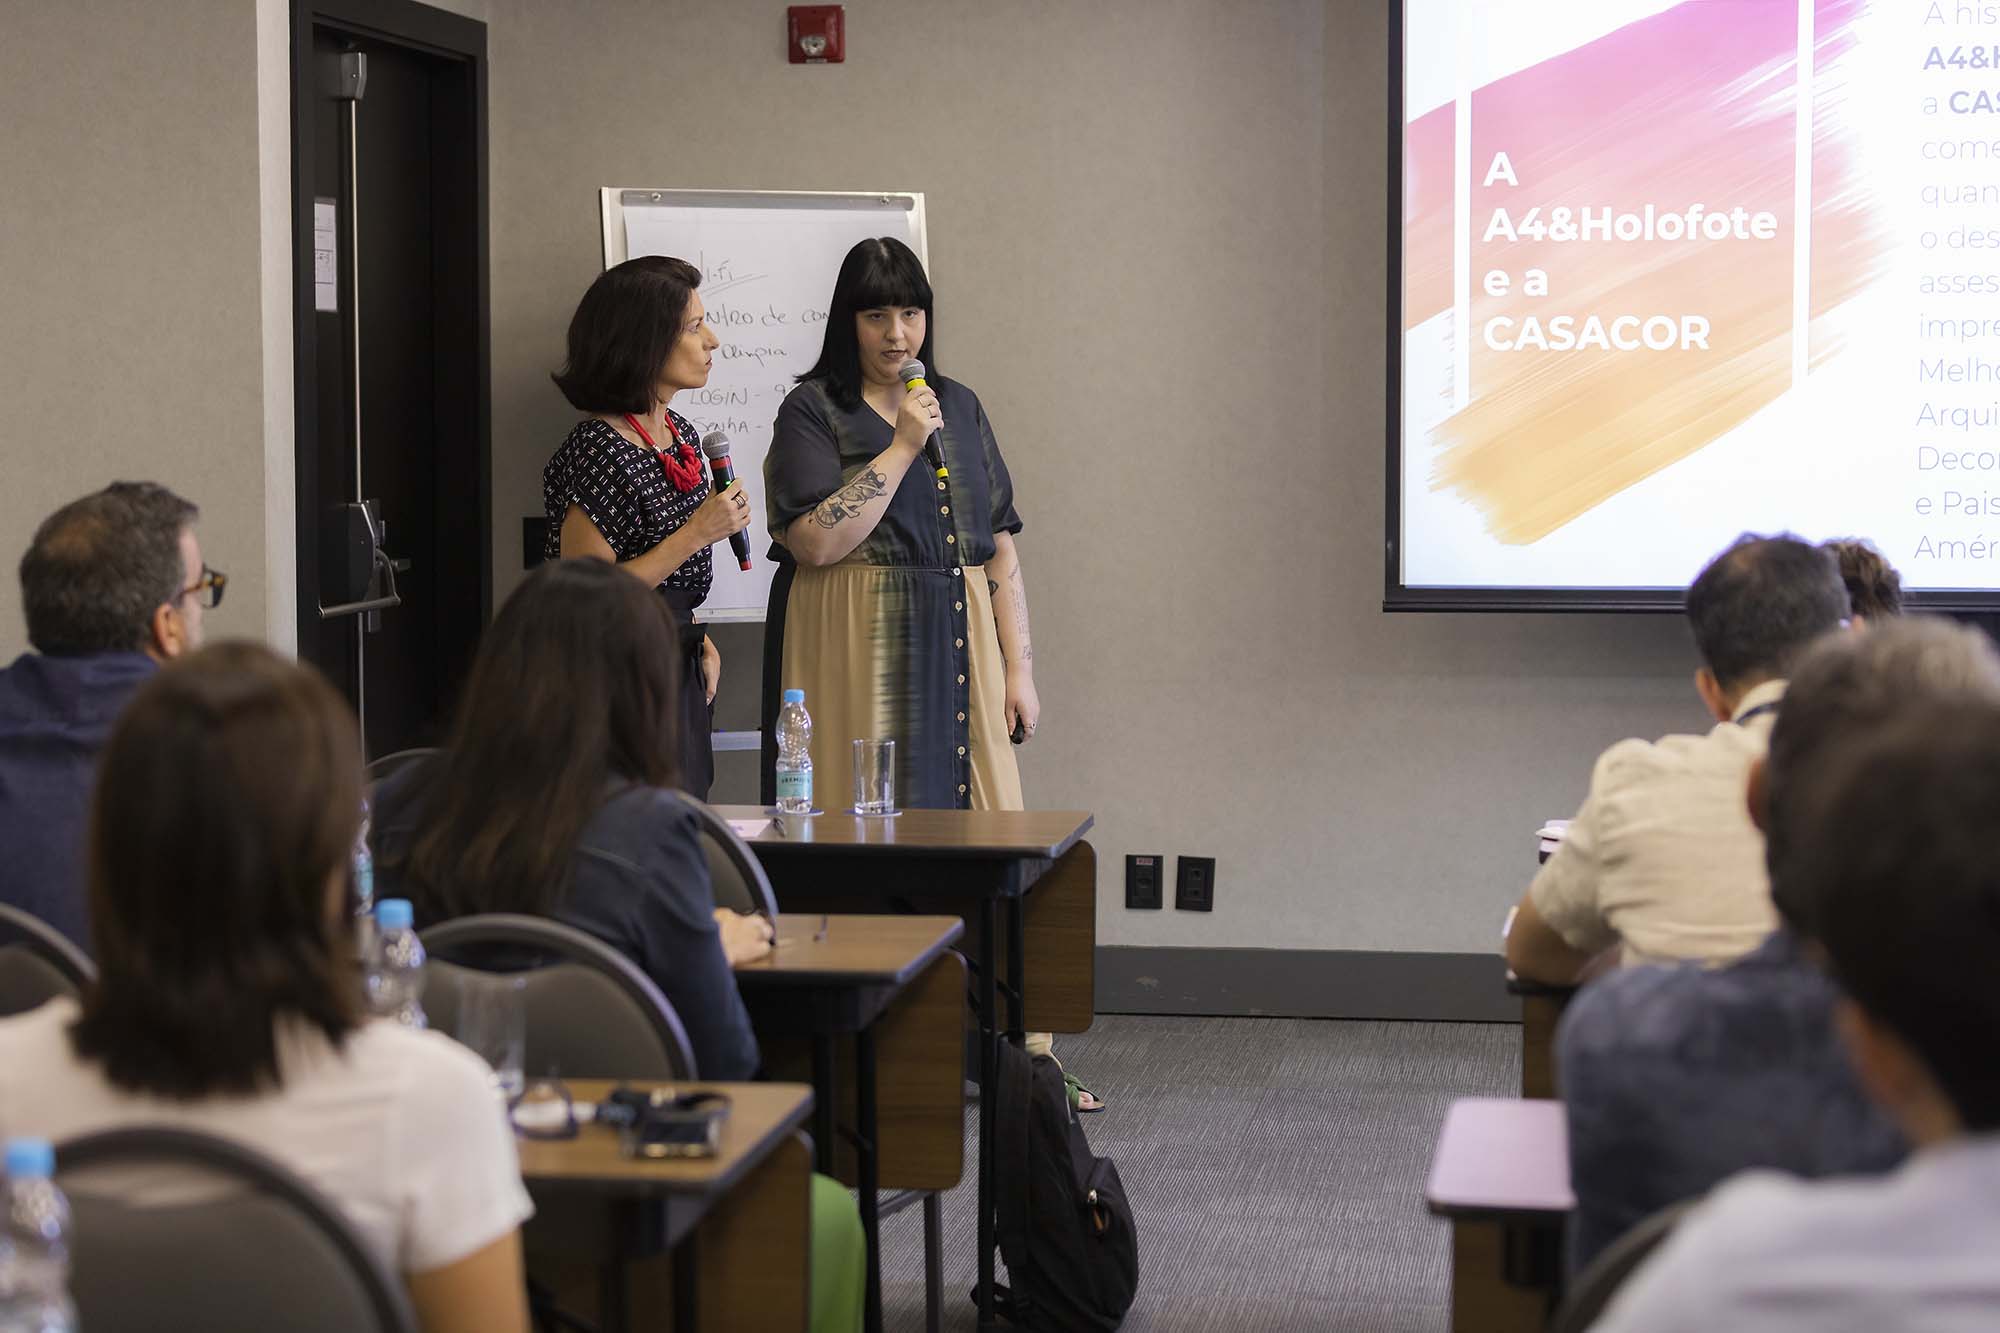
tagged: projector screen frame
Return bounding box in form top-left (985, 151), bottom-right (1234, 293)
top-left (1379, 2), bottom-right (2000, 618)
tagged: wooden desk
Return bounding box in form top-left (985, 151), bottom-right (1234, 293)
top-left (519, 1079), bottom-right (814, 1333)
top-left (1512, 827), bottom-right (1581, 1099)
top-left (1426, 1097), bottom-right (1574, 1333)
top-left (716, 806), bottom-right (1097, 1331)
top-left (736, 914), bottom-right (966, 1333)
top-left (1509, 974), bottom-right (1579, 1100)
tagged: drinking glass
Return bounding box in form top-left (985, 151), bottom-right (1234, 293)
top-left (457, 974), bottom-right (527, 1103)
top-left (852, 738), bottom-right (896, 815)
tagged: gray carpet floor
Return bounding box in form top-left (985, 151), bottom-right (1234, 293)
top-left (876, 1015), bottom-right (1521, 1332)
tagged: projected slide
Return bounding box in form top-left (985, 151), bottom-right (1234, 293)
top-left (1399, 0), bottom-right (2000, 596)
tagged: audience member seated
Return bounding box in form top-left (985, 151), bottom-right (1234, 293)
top-left (0, 643), bottom-right (531, 1333)
top-left (370, 557), bottom-right (770, 1080)
top-left (371, 557), bottom-right (861, 1333)
top-left (1558, 618), bottom-right (1999, 1270)
top-left (1504, 534), bottom-right (1849, 985)
top-left (0, 483), bottom-right (217, 949)
top-left (1594, 698), bottom-right (2000, 1331)
top-left (1821, 537), bottom-right (1902, 623)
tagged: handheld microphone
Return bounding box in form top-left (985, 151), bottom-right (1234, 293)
top-left (700, 430), bottom-right (753, 572)
top-left (897, 360), bottom-right (950, 481)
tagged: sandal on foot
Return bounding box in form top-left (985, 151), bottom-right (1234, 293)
top-left (1063, 1072), bottom-right (1106, 1113)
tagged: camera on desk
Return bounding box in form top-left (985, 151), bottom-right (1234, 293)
top-left (599, 1087), bottom-right (731, 1160)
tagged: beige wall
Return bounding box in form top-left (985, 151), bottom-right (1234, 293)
top-left (0, 0), bottom-right (282, 657)
top-left (481, 0), bottom-right (1702, 954)
top-left (2, 0), bottom-right (1704, 955)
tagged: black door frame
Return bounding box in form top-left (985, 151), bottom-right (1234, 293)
top-left (289, 0), bottom-right (491, 691)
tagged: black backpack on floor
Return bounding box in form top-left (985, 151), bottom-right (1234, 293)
top-left (977, 1042), bottom-right (1139, 1330)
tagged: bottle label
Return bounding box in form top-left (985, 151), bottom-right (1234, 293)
top-left (776, 768), bottom-right (812, 803)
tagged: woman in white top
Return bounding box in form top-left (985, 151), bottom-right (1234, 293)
top-left (0, 642), bottom-right (532, 1333)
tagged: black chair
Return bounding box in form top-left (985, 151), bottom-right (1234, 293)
top-left (0, 902), bottom-right (95, 1017)
top-left (687, 798), bottom-right (780, 922)
top-left (1548, 1198), bottom-right (1698, 1333)
top-left (420, 913), bottom-right (695, 1081)
top-left (364, 746), bottom-right (439, 787)
top-left (57, 1126), bottom-right (418, 1333)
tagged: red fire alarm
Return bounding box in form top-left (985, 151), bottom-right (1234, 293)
top-left (788, 5), bottom-right (844, 63)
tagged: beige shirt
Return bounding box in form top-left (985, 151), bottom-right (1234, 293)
top-left (1529, 680), bottom-right (1783, 968)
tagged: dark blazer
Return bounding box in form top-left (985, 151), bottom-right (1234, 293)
top-left (371, 770), bottom-right (760, 1080)
top-left (0, 651), bottom-right (157, 951)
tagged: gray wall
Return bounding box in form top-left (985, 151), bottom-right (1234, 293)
top-left (0, 0), bottom-right (283, 657)
top-left (481, 0), bottom-right (1703, 955)
top-left (0, 0), bottom-right (1705, 957)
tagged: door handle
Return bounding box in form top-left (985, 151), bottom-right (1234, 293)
top-left (320, 545), bottom-right (403, 619)
top-left (318, 500), bottom-right (403, 620)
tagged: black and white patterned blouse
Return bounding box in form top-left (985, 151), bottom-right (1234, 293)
top-left (541, 413), bottom-right (713, 601)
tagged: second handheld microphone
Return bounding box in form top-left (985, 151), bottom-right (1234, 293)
top-left (699, 430), bottom-right (753, 572)
top-left (897, 360), bottom-right (949, 480)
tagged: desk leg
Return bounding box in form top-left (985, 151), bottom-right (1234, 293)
top-left (812, 1035), bottom-right (837, 1176)
top-left (1005, 898), bottom-right (1025, 1045)
top-left (671, 1247), bottom-right (698, 1333)
top-left (600, 1256), bottom-right (628, 1333)
top-left (1449, 1219), bottom-right (1555, 1333)
top-left (924, 1192), bottom-right (943, 1333)
top-left (1519, 994), bottom-right (1564, 1101)
top-left (977, 896), bottom-right (999, 1330)
top-left (857, 1027), bottom-right (882, 1333)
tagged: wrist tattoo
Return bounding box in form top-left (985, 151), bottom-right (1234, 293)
top-left (811, 467), bottom-right (888, 528)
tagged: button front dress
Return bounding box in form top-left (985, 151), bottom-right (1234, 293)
top-left (760, 376), bottom-right (1024, 811)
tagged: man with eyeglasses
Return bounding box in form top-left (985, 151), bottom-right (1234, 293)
top-left (0, 482), bottom-right (222, 950)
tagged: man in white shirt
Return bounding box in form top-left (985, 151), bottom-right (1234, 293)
top-left (1506, 534), bottom-right (1849, 984)
top-left (1593, 698), bottom-right (2000, 1332)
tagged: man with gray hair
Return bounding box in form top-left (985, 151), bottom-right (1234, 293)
top-left (1557, 617), bottom-right (2000, 1272)
top-left (0, 483), bottom-right (219, 949)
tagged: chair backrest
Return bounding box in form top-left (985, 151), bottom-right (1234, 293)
top-left (364, 746), bottom-right (439, 787)
top-left (0, 903), bottom-right (95, 1016)
top-left (421, 913), bottom-right (696, 1080)
top-left (686, 798), bottom-right (780, 921)
top-left (1549, 1198), bottom-right (1697, 1333)
top-left (57, 1126), bottom-right (418, 1333)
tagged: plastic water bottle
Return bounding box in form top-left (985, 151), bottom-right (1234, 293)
top-left (367, 899), bottom-right (427, 1029)
top-left (353, 799), bottom-right (376, 920)
top-left (0, 1139), bottom-right (76, 1333)
top-left (774, 688), bottom-right (814, 814)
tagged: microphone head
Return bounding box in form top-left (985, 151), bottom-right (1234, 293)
top-left (898, 360), bottom-right (927, 386)
top-left (700, 430), bottom-right (730, 459)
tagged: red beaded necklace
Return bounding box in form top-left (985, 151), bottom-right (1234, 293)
top-left (623, 412), bottom-right (706, 493)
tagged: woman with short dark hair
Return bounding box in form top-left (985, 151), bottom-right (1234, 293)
top-left (543, 255), bottom-right (753, 798)
top-left (0, 643), bottom-right (532, 1333)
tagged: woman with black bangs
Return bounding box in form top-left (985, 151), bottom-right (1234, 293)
top-left (761, 237), bottom-right (1039, 815)
top-left (761, 240), bottom-right (1102, 1111)
top-left (543, 255), bottom-right (754, 800)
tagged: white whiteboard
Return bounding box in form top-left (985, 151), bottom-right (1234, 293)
top-left (600, 188), bottom-right (929, 621)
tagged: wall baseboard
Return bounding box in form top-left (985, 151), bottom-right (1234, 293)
top-left (1095, 946), bottom-right (1519, 1023)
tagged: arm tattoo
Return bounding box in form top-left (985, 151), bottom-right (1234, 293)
top-left (987, 578), bottom-right (999, 597)
top-left (810, 467), bottom-right (888, 528)
top-left (1007, 563), bottom-right (1033, 661)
